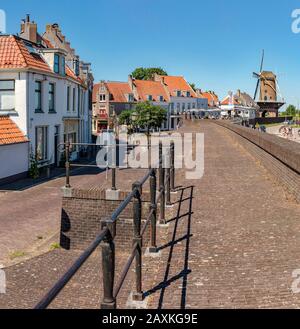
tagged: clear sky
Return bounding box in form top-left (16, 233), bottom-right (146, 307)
top-left (2, 0), bottom-right (300, 108)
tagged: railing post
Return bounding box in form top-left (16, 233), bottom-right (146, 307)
top-left (65, 141), bottom-right (71, 188)
top-left (111, 143), bottom-right (117, 191)
top-left (159, 142), bottom-right (166, 224)
top-left (170, 141), bottom-right (175, 191)
top-left (132, 182), bottom-right (143, 301)
top-left (101, 219), bottom-right (116, 309)
top-left (149, 169), bottom-right (157, 253)
top-left (166, 151), bottom-right (171, 206)
top-left (111, 168), bottom-right (116, 191)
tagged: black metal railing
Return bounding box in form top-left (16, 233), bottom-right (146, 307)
top-left (34, 141), bottom-right (176, 309)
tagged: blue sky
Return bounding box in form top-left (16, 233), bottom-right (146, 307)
top-left (2, 0), bottom-right (300, 107)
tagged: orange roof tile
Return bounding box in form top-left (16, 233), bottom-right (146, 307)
top-left (159, 75), bottom-right (197, 98)
top-left (0, 35), bottom-right (52, 73)
top-left (221, 95), bottom-right (239, 106)
top-left (201, 92), bottom-right (219, 105)
top-left (0, 116), bottom-right (28, 145)
top-left (105, 82), bottom-right (132, 103)
top-left (133, 79), bottom-right (169, 102)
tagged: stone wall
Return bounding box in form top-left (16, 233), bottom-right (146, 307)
top-left (215, 121), bottom-right (300, 203)
top-left (60, 188), bottom-right (152, 251)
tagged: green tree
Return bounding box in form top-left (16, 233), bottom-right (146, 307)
top-left (285, 104), bottom-right (297, 117)
top-left (131, 67), bottom-right (168, 80)
top-left (118, 110), bottom-right (132, 126)
top-left (134, 101), bottom-right (167, 134)
top-left (189, 83), bottom-right (196, 91)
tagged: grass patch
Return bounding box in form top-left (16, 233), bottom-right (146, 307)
top-left (50, 243), bottom-right (61, 251)
top-left (9, 251), bottom-right (26, 260)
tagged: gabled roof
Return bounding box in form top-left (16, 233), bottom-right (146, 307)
top-left (200, 91), bottom-right (219, 105)
top-left (159, 75), bottom-right (197, 98)
top-left (0, 35), bottom-right (52, 73)
top-left (0, 35), bottom-right (84, 85)
top-left (106, 82), bottom-right (132, 102)
top-left (0, 116), bottom-right (28, 145)
top-left (133, 79), bottom-right (169, 102)
top-left (93, 81), bottom-right (134, 103)
top-left (221, 95), bottom-right (240, 106)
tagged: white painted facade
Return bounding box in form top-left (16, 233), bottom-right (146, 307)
top-left (0, 69), bottom-right (90, 168)
top-left (0, 142), bottom-right (29, 180)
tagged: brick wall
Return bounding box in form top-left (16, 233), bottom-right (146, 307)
top-left (215, 122), bottom-right (300, 203)
top-left (60, 188), bottom-right (152, 251)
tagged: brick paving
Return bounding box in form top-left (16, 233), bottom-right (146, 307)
top-left (147, 120), bottom-right (300, 309)
top-left (1, 120), bottom-right (300, 309)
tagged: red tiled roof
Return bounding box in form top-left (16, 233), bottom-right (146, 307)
top-left (133, 79), bottom-right (169, 102)
top-left (0, 35), bottom-right (83, 85)
top-left (159, 75), bottom-right (197, 98)
top-left (221, 95), bottom-right (239, 106)
top-left (105, 82), bottom-right (132, 103)
top-left (0, 116), bottom-right (28, 145)
top-left (200, 92), bottom-right (219, 105)
top-left (0, 35), bottom-right (52, 73)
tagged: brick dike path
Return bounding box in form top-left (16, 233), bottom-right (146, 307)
top-left (1, 120), bottom-right (300, 308)
top-left (147, 121), bottom-right (300, 308)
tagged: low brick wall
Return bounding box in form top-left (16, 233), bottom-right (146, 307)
top-left (215, 121), bottom-right (300, 203)
top-left (60, 188), bottom-right (152, 251)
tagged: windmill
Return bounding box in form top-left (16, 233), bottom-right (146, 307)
top-left (252, 50), bottom-right (285, 117)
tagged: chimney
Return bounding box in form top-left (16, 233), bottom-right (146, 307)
top-left (237, 89), bottom-right (241, 97)
top-left (20, 14), bottom-right (37, 44)
top-left (128, 75), bottom-right (134, 90)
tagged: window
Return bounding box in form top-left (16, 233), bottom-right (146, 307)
top-left (67, 86), bottom-right (70, 111)
top-left (177, 103), bottom-right (180, 111)
top-left (182, 103), bottom-right (186, 111)
top-left (128, 94), bottom-right (134, 102)
top-left (78, 87), bottom-right (81, 113)
top-left (61, 56), bottom-right (65, 75)
top-left (54, 54), bottom-right (60, 74)
top-left (0, 80), bottom-right (15, 111)
top-left (99, 94), bottom-right (106, 101)
top-left (147, 95), bottom-right (153, 101)
top-left (35, 81), bottom-right (42, 112)
top-left (187, 103), bottom-right (191, 110)
top-left (186, 91), bottom-right (191, 97)
top-left (72, 88), bottom-right (76, 112)
top-left (192, 103), bottom-right (196, 109)
top-left (49, 83), bottom-right (55, 112)
top-left (159, 95), bottom-right (164, 102)
top-left (35, 126), bottom-right (48, 162)
top-left (176, 90), bottom-right (181, 97)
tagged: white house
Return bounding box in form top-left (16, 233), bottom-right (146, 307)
top-left (220, 91), bottom-right (257, 120)
top-left (0, 16), bottom-right (93, 182)
top-left (0, 116), bottom-right (29, 183)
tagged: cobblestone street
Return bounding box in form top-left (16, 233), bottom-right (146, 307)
top-left (1, 120), bottom-right (300, 309)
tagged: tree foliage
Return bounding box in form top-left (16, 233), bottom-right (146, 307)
top-left (118, 101), bottom-right (167, 132)
top-left (280, 105), bottom-right (298, 117)
top-left (189, 83), bottom-right (196, 91)
top-left (131, 67), bottom-right (168, 80)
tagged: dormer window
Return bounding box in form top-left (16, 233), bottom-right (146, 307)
top-left (147, 95), bottom-right (153, 101)
top-left (54, 54), bottom-right (60, 74)
top-left (61, 56), bottom-right (65, 76)
top-left (128, 94), bottom-right (134, 102)
top-left (159, 95), bottom-right (164, 102)
top-left (176, 90), bottom-right (181, 97)
top-left (74, 59), bottom-right (80, 76)
top-left (186, 91), bottom-right (191, 97)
